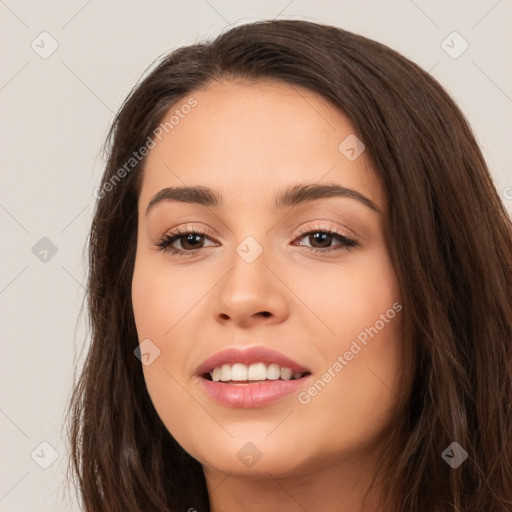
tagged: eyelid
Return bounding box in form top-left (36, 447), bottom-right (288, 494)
top-left (152, 223), bottom-right (219, 255)
top-left (157, 221), bottom-right (354, 244)
top-left (295, 220), bottom-right (356, 239)
top-left (155, 220), bottom-right (360, 257)
top-left (160, 223), bottom-right (218, 241)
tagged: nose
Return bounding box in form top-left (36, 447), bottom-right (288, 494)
top-left (214, 247), bottom-right (289, 328)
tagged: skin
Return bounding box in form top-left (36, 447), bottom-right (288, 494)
top-left (131, 79), bottom-right (403, 512)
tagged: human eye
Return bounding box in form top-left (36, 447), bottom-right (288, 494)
top-left (292, 222), bottom-right (360, 255)
top-left (153, 224), bottom-right (218, 257)
top-left (153, 222), bottom-right (359, 258)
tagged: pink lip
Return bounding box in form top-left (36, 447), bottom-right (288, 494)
top-left (195, 346), bottom-right (312, 408)
top-left (199, 377), bottom-right (312, 408)
top-left (195, 346), bottom-right (311, 376)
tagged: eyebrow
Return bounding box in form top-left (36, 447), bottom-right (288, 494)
top-left (145, 183), bottom-right (381, 215)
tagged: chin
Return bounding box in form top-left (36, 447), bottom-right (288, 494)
top-left (186, 434), bottom-right (313, 478)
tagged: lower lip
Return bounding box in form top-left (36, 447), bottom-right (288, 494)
top-left (199, 376), bottom-right (310, 408)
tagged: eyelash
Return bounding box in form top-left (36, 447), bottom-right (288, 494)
top-left (154, 223), bottom-right (359, 257)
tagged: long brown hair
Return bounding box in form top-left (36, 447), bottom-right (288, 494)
top-left (66, 19), bottom-right (512, 511)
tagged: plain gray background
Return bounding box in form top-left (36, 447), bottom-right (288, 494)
top-left (1, 1), bottom-right (511, 510)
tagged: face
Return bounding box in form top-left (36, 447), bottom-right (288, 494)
top-left (131, 79), bottom-right (403, 482)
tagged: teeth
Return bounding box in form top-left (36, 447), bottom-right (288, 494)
top-left (247, 362), bottom-right (267, 380)
top-left (280, 367), bottom-right (293, 380)
top-left (212, 367), bottom-right (222, 381)
top-left (266, 363), bottom-right (281, 380)
top-left (231, 363), bottom-right (247, 381)
top-left (220, 363), bottom-right (231, 381)
top-left (209, 362), bottom-right (305, 382)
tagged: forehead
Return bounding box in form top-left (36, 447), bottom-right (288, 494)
top-left (139, 79), bottom-right (384, 212)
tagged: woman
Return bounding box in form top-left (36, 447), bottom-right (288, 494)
top-left (67, 19), bottom-right (512, 511)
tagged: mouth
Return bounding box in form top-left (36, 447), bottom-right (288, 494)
top-left (202, 362), bottom-right (311, 383)
top-left (196, 346), bottom-right (312, 407)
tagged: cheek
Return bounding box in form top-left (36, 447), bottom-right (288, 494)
top-left (292, 249), bottom-right (402, 443)
top-left (132, 258), bottom-right (212, 458)
top-left (141, 363), bottom-right (214, 467)
top-left (131, 257), bottom-right (204, 339)
top-left (295, 315), bottom-right (402, 459)
top-left (132, 259), bottom-right (159, 336)
top-left (290, 246), bottom-right (401, 345)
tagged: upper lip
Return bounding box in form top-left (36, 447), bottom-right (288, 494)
top-left (196, 346), bottom-right (311, 376)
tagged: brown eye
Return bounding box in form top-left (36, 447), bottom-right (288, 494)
top-left (154, 228), bottom-right (218, 256)
top-left (294, 229), bottom-right (359, 253)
